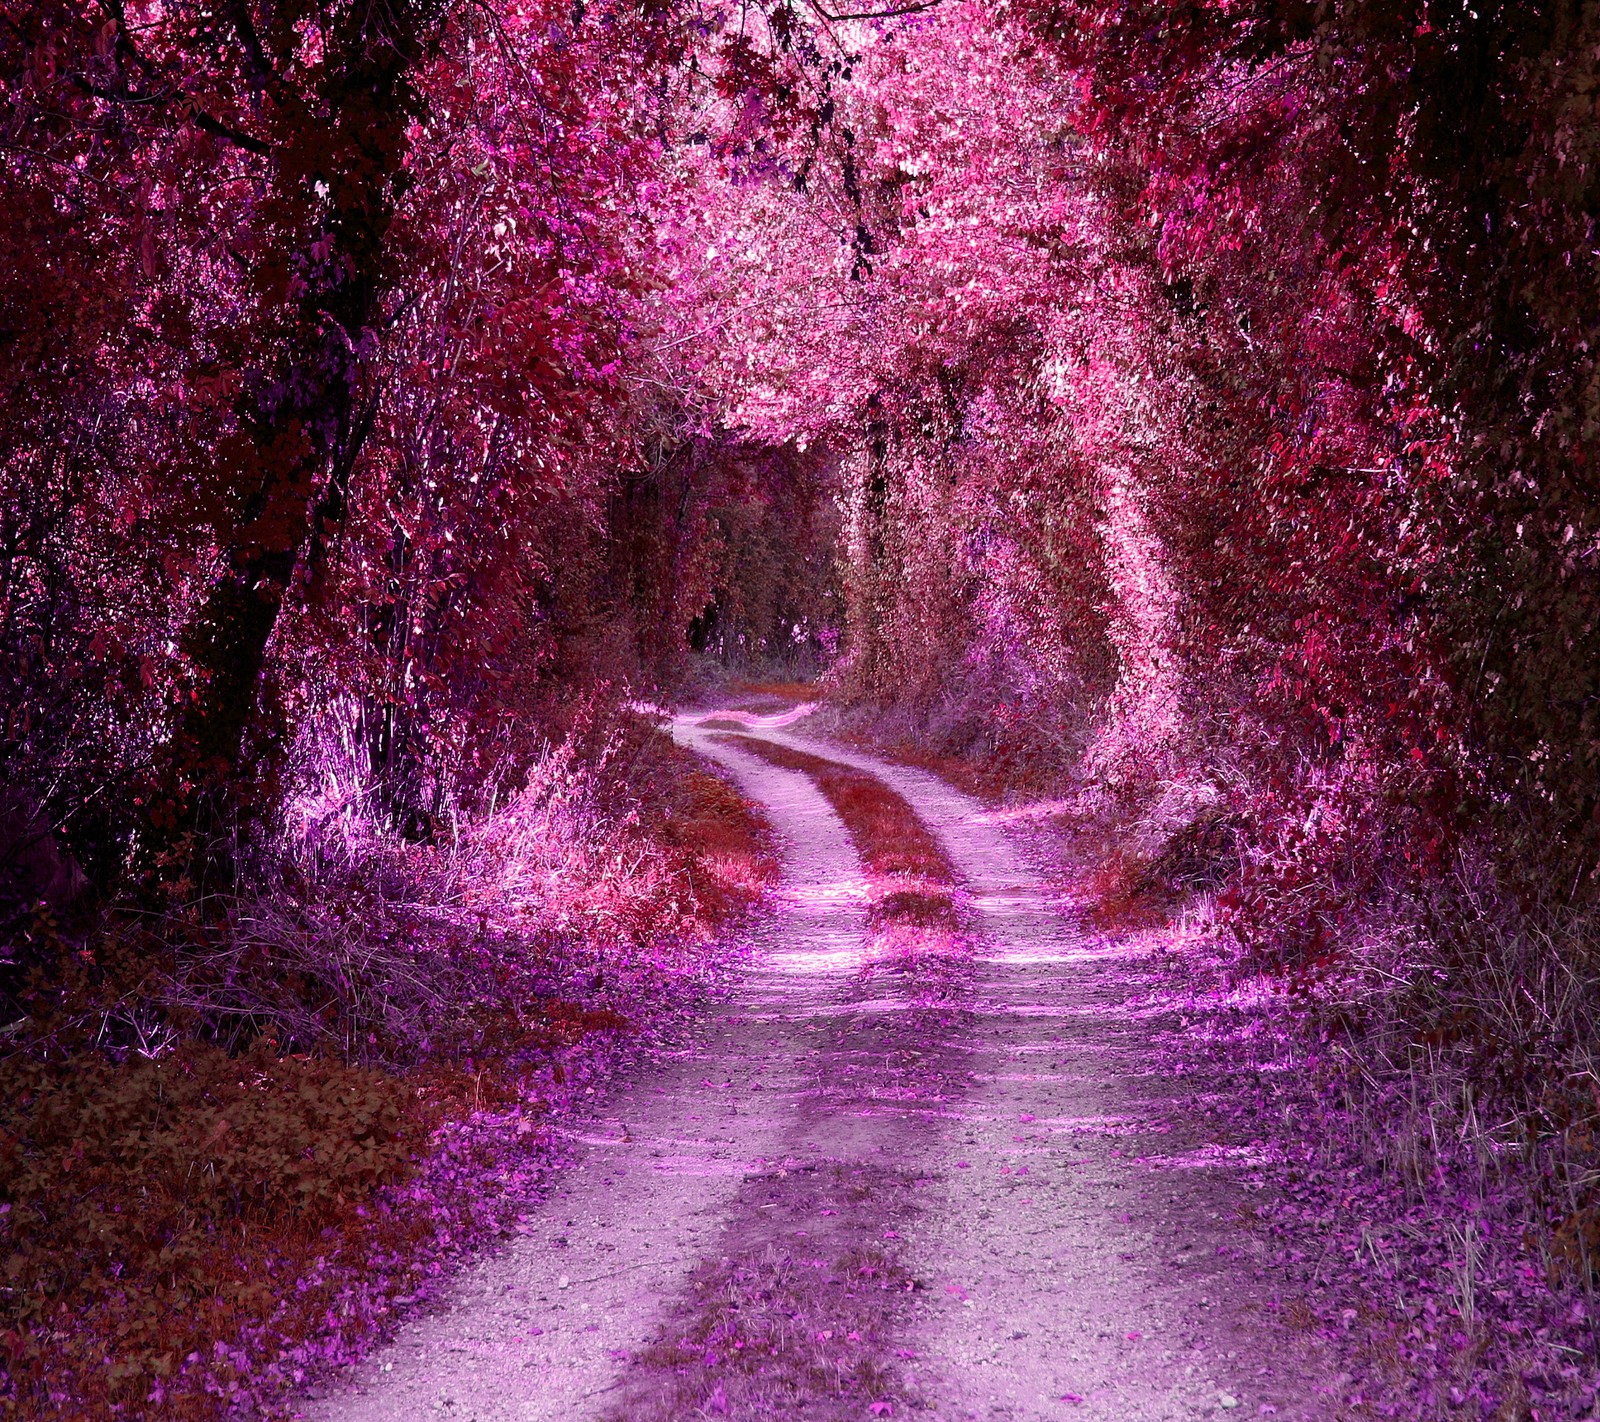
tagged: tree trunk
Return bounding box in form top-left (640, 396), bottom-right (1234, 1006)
top-left (155, 1), bottom-right (434, 880)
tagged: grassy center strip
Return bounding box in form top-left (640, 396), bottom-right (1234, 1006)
top-left (600, 736), bottom-right (976, 1419)
top-left (715, 735), bottom-right (969, 1002)
top-left (604, 1162), bottom-right (923, 1422)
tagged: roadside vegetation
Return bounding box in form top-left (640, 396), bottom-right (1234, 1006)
top-left (1, 721), bottom-right (774, 1417)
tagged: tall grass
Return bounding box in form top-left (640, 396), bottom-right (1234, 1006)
top-left (147, 704), bottom-right (732, 1065)
top-left (0, 704), bottom-right (776, 1418)
top-left (1305, 884), bottom-right (1600, 1266)
top-left (1158, 868), bottom-right (1600, 1410)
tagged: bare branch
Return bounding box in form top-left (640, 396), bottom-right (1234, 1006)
top-left (808, 0), bottom-right (941, 21)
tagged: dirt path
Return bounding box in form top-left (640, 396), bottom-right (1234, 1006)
top-left (302, 711), bottom-right (1336, 1421)
top-left (747, 724), bottom-right (1338, 1420)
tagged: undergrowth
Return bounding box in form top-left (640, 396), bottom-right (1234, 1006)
top-left (0, 713), bottom-right (776, 1419)
top-left (1113, 862), bottom-right (1600, 1417)
top-left (1137, 881), bottom-right (1600, 1419)
top-left (0, 1038), bottom-right (417, 1413)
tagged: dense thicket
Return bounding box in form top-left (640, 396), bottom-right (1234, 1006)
top-left (0, 0), bottom-right (841, 938)
top-left (1033, 0), bottom-right (1600, 926)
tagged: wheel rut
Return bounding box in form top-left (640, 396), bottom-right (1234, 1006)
top-left (302, 709), bottom-right (1336, 1422)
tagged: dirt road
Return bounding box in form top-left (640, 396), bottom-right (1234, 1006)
top-left (303, 711), bottom-right (1334, 1421)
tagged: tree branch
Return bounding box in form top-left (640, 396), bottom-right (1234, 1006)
top-left (226, 0), bottom-right (281, 96)
top-left (808, 0), bottom-right (941, 20)
top-left (190, 109), bottom-right (271, 155)
top-left (69, 77), bottom-right (271, 154)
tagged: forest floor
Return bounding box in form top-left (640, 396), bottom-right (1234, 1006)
top-left (298, 703), bottom-right (1345, 1422)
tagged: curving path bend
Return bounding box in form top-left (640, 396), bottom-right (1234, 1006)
top-left (301, 709), bottom-right (1334, 1421)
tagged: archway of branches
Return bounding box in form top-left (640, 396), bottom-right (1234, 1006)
top-left (8, 1), bottom-right (1600, 1411)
